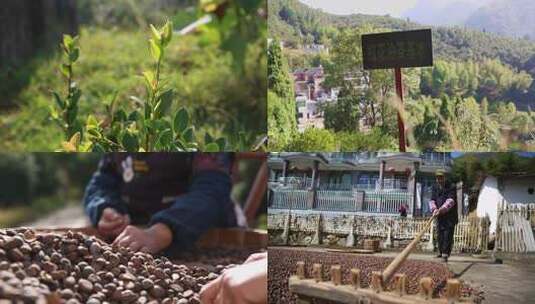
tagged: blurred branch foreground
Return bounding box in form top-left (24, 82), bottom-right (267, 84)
top-left (176, 14), bottom-right (213, 36)
top-left (0, 0), bottom-right (78, 67)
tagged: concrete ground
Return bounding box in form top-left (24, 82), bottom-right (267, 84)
top-left (279, 246), bottom-right (535, 303)
top-left (448, 261), bottom-right (535, 304)
top-left (24, 204), bottom-right (89, 228)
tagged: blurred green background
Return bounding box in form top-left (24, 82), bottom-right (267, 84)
top-left (0, 153), bottom-right (267, 229)
top-left (0, 0), bottom-right (267, 151)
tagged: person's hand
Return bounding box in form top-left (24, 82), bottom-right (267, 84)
top-left (432, 209), bottom-right (440, 217)
top-left (200, 253), bottom-right (267, 304)
top-left (98, 208), bottom-right (130, 239)
top-left (243, 252), bottom-right (267, 264)
top-left (112, 223), bottom-right (173, 254)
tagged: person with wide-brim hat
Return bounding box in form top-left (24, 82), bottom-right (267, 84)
top-left (429, 169), bottom-right (458, 262)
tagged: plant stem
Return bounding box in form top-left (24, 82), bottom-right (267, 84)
top-left (145, 49), bottom-right (163, 151)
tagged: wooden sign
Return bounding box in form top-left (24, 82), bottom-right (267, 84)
top-left (362, 29), bottom-right (433, 70)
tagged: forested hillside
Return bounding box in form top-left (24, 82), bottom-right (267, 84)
top-left (466, 0), bottom-right (535, 41)
top-left (269, 0), bottom-right (535, 76)
top-left (268, 0), bottom-right (535, 151)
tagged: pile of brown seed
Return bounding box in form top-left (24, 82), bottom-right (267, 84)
top-left (0, 228), bottom-right (232, 304)
top-left (268, 247), bottom-right (483, 304)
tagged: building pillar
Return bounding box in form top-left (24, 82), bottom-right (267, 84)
top-left (282, 159), bottom-right (289, 185)
top-left (456, 181), bottom-right (463, 219)
top-left (408, 162), bottom-right (419, 217)
top-left (378, 160), bottom-right (386, 190)
top-left (309, 160), bottom-right (319, 209)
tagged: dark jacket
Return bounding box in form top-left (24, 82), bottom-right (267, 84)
top-left (83, 153), bottom-right (237, 254)
top-left (431, 184), bottom-right (458, 227)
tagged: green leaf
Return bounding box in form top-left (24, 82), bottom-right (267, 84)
top-left (216, 137), bottom-right (226, 151)
top-left (69, 48), bottom-right (79, 63)
top-left (149, 39), bottom-right (162, 61)
top-left (60, 64), bottom-right (70, 78)
top-left (182, 127), bottom-right (194, 142)
top-left (204, 143), bottom-right (220, 152)
top-left (92, 143), bottom-right (106, 153)
top-left (156, 128), bottom-right (173, 149)
top-left (63, 35), bottom-right (74, 50)
top-left (52, 92), bottom-right (65, 109)
top-left (49, 106), bottom-right (60, 120)
top-left (173, 108), bottom-right (189, 133)
top-left (121, 132), bottom-right (139, 152)
top-left (162, 21), bottom-right (174, 47)
top-left (114, 109), bottom-right (128, 122)
top-left (205, 132), bottom-right (214, 144)
top-left (150, 24), bottom-right (162, 42)
top-left (174, 138), bottom-right (187, 151)
top-left (86, 115), bottom-right (99, 129)
top-left (66, 106), bottom-right (78, 125)
top-left (143, 71), bottom-right (156, 91)
top-left (70, 88), bottom-right (82, 106)
top-left (128, 110), bottom-right (141, 122)
top-left (154, 89), bottom-right (174, 117)
top-left (87, 128), bottom-right (101, 138)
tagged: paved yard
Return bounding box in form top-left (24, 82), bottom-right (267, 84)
top-left (277, 247), bottom-right (535, 303)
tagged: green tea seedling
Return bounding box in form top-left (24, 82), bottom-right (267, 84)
top-left (50, 35), bottom-right (83, 151)
top-left (52, 21), bottom-right (229, 152)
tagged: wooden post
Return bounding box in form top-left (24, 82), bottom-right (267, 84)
top-left (446, 279), bottom-right (461, 302)
top-left (350, 268), bottom-right (361, 289)
top-left (296, 261), bottom-right (305, 279)
top-left (244, 160), bottom-right (268, 225)
top-left (371, 271), bottom-right (384, 293)
top-left (419, 277), bottom-right (433, 300)
top-left (393, 273), bottom-right (407, 296)
top-left (330, 265), bottom-right (341, 285)
top-left (312, 264), bottom-right (323, 282)
top-left (394, 67), bottom-right (406, 152)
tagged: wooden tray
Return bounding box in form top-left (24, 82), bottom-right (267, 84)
top-left (32, 226), bottom-right (267, 251)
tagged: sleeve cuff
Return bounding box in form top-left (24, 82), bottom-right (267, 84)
top-left (149, 215), bottom-right (198, 255)
top-left (87, 198), bottom-right (128, 227)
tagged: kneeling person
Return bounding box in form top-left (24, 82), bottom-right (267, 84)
top-left (83, 153), bottom-right (238, 255)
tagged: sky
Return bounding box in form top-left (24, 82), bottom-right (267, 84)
top-left (299, 0), bottom-right (417, 17)
top-left (298, 0), bottom-right (484, 18)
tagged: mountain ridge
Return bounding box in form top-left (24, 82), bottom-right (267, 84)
top-left (269, 0), bottom-right (535, 74)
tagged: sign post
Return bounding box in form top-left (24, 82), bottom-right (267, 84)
top-left (362, 29), bottom-right (433, 152)
top-left (394, 67), bottom-right (406, 152)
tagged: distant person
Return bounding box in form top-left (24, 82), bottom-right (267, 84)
top-left (428, 170), bottom-right (458, 262)
top-left (398, 203), bottom-right (408, 217)
top-left (83, 153), bottom-right (242, 255)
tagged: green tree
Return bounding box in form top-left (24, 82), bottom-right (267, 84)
top-left (268, 39), bottom-right (294, 99)
top-left (286, 128), bottom-right (336, 151)
top-left (268, 91), bottom-right (297, 150)
top-left (323, 85), bottom-right (360, 132)
top-left (267, 38), bottom-right (297, 150)
top-left (338, 128), bottom-right (396, 151)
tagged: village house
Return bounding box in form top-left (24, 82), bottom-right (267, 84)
top-left (268, 152), bottom-right (459, 217)
top-left (292, 66), bottom-right (340, 132)
top-left (477, 174), bottom-right (535, 233)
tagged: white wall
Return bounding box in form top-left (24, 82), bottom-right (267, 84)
top-left (501, 177), bottom-right (535, 204)
top-left (476, 176), bottom-right (503, 233)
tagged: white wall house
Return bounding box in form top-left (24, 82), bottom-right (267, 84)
top-left (476, 175), bottom-right (535, 233)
